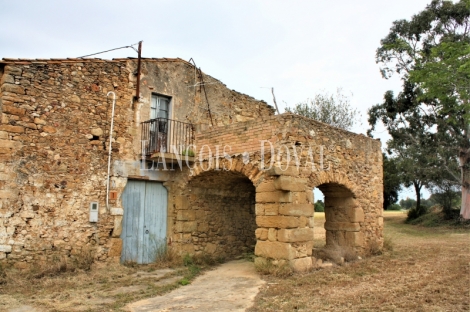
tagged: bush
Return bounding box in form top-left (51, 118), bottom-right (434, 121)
top-left (406, 205), bottom-right (428, 221)
top-left (387, 203), bottom-right (402, 211)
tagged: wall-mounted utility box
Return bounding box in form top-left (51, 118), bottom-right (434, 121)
top-left (109, 191), bottom-right (118, 200)
top-left (89, 202), bottom-right (99, 222)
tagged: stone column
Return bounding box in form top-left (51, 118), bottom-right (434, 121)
top-left (254, 167), bottom-right (314, 272)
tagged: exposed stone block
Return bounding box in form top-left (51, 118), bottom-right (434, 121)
top-left (34, 118), bottom-right (47, 125)
top-left (174, 196), bottom-right (189, 210)
top-left (0, 125), bottom-right (24, 134)
top-left (255, 228), bottom-right (268, 240)
top-left (177, 210), bottom-right (196, 221)
top-left (256, 216), bottom-right (299, 229)
top-left (19, 211), bottom-right (35, 219)
top-left (256, 191), bottom-right (292, 203)
top-left (345, 231), bottom-right (364, 247)
top-left (0, 245), bottom-right (12, 253)
top-left (42, 126), bottom-right (57, 133)
top-left (256, 180), bottom-right (276, 192)
top-left (277, 228), bottom-right (314, 243)
top-left (274, 176), bottom-right (306, 191)
top-left (2, 105), bottom-right (26, 116)
top-left (290, 256), bottom-right (312, 272)
top-left (0, 139), bottom-right (22, 149)
top-left (255, 240), bottom-right (295, 260)
top-left (0, 190), bottom-right (18, 199)
top-left (268, 228), bottom-right (277, 241)
top-left (110, 208), bottom-right (123, 215)
top-left (175, 221), bottom-right (197, 233)
top-left (113, 216), bottom-right (123, 237)
top-left (0, 74), bottom-right (14, 84)
top-left (324, 221), bottom-right (360, 232)
top-left (278, 203), bottom-right (314, 217)
top-left (4, 65), bottom-right (22, 76)
top-left (348, 207), bottom-right (364, 222)
top-left (1, 84), bottom-right (25, 94)
top-left (108, 238), bottom-right (122, 257)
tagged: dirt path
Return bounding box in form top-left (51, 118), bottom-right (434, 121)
top-left (127, 260), bottom-right (264, 312)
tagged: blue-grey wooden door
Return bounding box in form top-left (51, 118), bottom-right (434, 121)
top-left (120, 180), bottom-right (168, 264)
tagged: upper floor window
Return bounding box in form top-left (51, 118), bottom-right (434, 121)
top-left (151, 95), bottom-right (171, 120)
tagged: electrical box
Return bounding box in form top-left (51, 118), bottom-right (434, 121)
top-left (109, 191), bottom-right (118, 200)
top-left (89, 202), bottom-right (99, 222)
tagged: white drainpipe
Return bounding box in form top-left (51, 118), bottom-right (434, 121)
top-left (106, 91), bottom-right (116, 210)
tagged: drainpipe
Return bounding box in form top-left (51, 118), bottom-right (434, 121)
top-left (106, 91), bottom-right (116, 210)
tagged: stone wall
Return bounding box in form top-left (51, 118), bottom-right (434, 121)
top-left (195, 114), bottom-right (383, 255)
top-left (172, 171), bottom-right (256, 258)
top-left (0, 57), bottom-right (274, 266)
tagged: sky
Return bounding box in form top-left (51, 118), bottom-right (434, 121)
top-left (0, 0), bottom-right (433, 201)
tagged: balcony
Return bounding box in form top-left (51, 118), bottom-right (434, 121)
top-left (141, 118), bottom-right (195, 163)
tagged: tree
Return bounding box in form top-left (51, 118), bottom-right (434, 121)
top-left (314, 200), bottom-right (325, 212)
top-left (400, 198), bottom-right (417, 209)
top-left (286, 88), bottom-right (361, 130)
top-left (368, 0), bottom-right (470, 219)
top-left (383, 153), bottom-right (402, 209)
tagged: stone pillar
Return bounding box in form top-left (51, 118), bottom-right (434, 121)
top-left (324, 196), bottom-right (364, 250)
top-left (254, 169), bottom-right (314, 272)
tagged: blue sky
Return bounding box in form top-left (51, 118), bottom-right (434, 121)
top-left (0, 0), bottom-right (433, 200)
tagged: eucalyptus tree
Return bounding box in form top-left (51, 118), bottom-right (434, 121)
top-left (368, 0), bottom-right (470, 218)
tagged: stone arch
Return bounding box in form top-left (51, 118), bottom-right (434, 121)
top-left (171, 156), bottom-right (265, 259)
top-left (307, 171), bottom-right (364, 252)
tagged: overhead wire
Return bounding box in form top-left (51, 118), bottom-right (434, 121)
top-left (78, 41), bottom-right (141, 58)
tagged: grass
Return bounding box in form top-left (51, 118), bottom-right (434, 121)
top-left (248, 210), bottom-right (470, 312)
top-left (0, 250), bottom-right (213, 311)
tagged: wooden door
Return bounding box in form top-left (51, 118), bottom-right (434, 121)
top-left (120, 180), bottom-right (168, 264)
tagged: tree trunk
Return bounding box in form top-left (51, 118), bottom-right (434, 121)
top-left (460, 157), bottom-right (470, 219)
top-left (413, 181), bottom-right (422, 210)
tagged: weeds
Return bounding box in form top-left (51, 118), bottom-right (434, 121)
top-left (254, 258), bottom-right (293, 277)
top-left (313, 243), bottom-right (358, 265)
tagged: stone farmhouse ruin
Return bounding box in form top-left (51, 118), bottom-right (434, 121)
top-left (0, 57), bottom-right (383, 271)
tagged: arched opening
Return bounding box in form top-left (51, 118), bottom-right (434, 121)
top-left (312, 187), bottom-right (326, 249)
top-left (175, 170), bottom-right (256, 260)
top-left (313, 183), bottom-right (364, 253)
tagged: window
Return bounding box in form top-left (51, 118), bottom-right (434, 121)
top-left (149, 95), bottom-right (171, 153)
top-left (151, 95), bottom-right (170, 120)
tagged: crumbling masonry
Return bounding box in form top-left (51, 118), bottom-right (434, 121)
top-left (0, 57), bottom-right (383, 271)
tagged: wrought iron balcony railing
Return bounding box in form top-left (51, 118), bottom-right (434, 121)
top-left (141, 118), bottom-right (194, 156)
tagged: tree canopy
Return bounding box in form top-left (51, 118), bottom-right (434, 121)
top-left (368, 0), bottom-right (470, 219)
top-left (286, 88), bottom-right (361, 130)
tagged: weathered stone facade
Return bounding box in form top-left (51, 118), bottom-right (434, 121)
top-left (0, 57), bottom-right (382, 271)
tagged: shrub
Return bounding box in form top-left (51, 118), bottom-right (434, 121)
top-left (254, 258), bottom-right (293, 277)
top-left (406, 205), bottom-right (428, 221)
top-left (387, 203), bottom-right (402, 211)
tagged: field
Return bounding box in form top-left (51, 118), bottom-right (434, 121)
top-left (0, 211), bottom-right (468, 311)
top-left (249, 211), bottom-right (470, 312)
